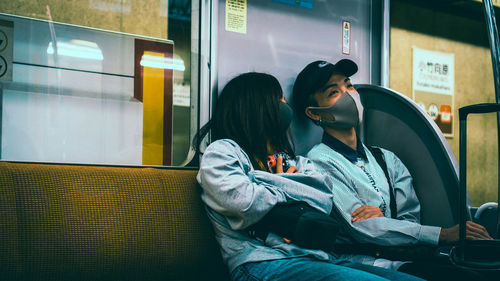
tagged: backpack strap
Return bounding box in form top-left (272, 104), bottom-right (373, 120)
top-left (367, 146), bottom-right (398, 219)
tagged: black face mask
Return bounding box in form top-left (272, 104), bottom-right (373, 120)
top-left (306, 91), bottom-right (364, 128)
top-left (279, 102), bottom-right (293, 132)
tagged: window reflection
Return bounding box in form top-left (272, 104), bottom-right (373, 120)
top-left (0, 0), bottom-right (194, 166)
top-left (140, 54), bottom-right (185, 71)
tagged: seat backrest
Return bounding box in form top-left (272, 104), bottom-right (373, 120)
top-left (356, 84), bottom-right (463, 227)
top-left (0, 162), bottom-right (229, 281)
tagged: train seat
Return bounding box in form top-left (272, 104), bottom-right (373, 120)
top-left (356, 84), bottom-right (462, 228)
top-left (0, 162), bottom-right (229, 281)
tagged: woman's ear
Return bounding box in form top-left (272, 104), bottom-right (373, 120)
top-left (305, 108), bottom-right (321, 122)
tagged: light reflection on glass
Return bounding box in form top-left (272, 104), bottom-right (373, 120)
top-left (47, 39), bottom-right (104, 61)
top-left (140, 54), bottom-right (185, 71)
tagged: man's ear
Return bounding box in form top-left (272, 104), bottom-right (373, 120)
top-left (305, 107), bottom-right (321, 121)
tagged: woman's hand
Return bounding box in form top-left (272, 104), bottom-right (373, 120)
top-left (351, 205), bottom-right (384, 222)
top-left (272, 155), bottom-right (298, 173)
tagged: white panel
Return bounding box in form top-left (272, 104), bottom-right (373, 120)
top-left (2, 90), bottom-right (143, 165)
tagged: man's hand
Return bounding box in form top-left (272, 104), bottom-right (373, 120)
top-left (351, 205), bottom-right (384, 222)
top-left (439, 221), bottom-right (493, 244)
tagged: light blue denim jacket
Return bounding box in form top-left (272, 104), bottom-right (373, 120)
top-left (197, 139), bottom-right (336, 273)
top-left (308, 142), bottom-right (442, 269)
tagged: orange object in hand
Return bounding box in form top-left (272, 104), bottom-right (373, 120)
top-left (267, 155), bottom-right (278, 169)
top-left (267, 153), bottom-right (290, 173)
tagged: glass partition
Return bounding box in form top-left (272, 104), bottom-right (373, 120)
top-left (0, 0), bottom-right (195, 166)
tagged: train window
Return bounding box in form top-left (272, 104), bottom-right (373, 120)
top-left (0, 0), bottom-right (195, 166)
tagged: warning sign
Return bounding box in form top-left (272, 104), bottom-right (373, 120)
top-left (225, 0), bottom-right (247, 34)
top-left (342, 21), bottom-right (350, 55)
top-left (0, 19), bottom-right (13, 81)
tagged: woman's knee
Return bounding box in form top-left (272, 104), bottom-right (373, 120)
top-left (233, 258), bottom-right (391, 281)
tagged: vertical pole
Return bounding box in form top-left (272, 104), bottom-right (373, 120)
top-left (381, 0), bottom-right (390, 88)
top-left (459, 117), bottom-right (468, 261)
top-left (483, 0), bottom-right (500, 103)
top-left (481, 0), bottom-right (500, 237)
top-left (0, 84), bottom-right (2, 159)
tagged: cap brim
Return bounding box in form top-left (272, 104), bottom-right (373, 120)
top-left (331, 59), bottom-right (358, 77)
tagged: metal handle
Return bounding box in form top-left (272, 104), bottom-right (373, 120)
top-left (458, 102), bottom-right (500, 261)
top-left (459, 103), bottom-right (500, 120)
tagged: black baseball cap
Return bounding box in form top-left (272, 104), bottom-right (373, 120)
top-left (292, 59), bottom-right (358, 118)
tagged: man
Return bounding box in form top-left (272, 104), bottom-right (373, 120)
top-left (292, 59), bottom-right (492, 279)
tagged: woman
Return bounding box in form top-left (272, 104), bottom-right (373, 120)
top-left (193, 72), bottom-right (422, 281)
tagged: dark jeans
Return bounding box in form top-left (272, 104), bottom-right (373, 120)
top-left (231, 256), bottom-right (424, 281)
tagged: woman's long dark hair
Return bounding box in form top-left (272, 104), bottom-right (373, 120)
top-left (193, 72), bottom-right (295, 169)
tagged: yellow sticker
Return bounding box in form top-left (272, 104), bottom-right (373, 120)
top-left (225, 0), bottom-right (247, 34)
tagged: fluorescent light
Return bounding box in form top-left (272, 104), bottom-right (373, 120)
top-left (47, 40), bottom-right (104, 61)
top-left (140, 54), bottom-right (185, 71)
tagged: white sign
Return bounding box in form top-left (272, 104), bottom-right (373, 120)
top-left (412, 46), bottom-right (455, 137)
top-left (413, 47), bottom-right (454, 95)
top-left (0, 19), bottom-right (13, 81)
top-left (342, 21), bottom-right (350, 55)
top-left (173, 83), bottom-right (190, 107)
